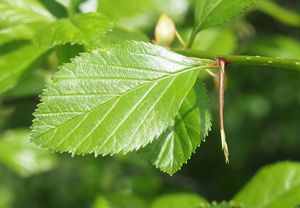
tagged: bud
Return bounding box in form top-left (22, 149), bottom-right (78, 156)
top-left (154, 14), bottom-right (176, 47)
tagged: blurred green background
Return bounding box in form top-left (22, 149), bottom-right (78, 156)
top-left (0, 0), bottom-right (300, 207)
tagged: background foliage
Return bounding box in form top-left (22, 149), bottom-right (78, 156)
top-left (0, 0), bottom-right (300, 207)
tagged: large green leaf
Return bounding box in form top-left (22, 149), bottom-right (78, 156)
top-left (33, 13), bottom-right (113, 48)
top-left (32, 41), bottom-right (213, 158)
top-left (139, 81), bottom-right (211, 174)
top-left (233, 162), bottom-right (300, 208)
top-left (194, 0), bottom-right (256, 32)
top-left (0, 44), bottom-right (47, 94)
top-left (0, 129), bottom-right (56, 177)
top-left (151, 193), bottom-right (208, 208)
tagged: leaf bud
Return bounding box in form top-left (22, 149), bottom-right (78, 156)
top-left (154, 14), bottom-right (176, 47)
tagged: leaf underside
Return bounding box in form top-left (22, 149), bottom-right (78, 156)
top-left (31, 41), bottom-right (213, 157)
top-left (139, 81), bottom-right (212, 174)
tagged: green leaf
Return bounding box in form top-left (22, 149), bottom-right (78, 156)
top-left (32, 41), bottom-right (213, 158)
top-left (0, 44), bottom-right (47, 94)
top-left (4, 69), bottom-right (48, 99)
top-left (233, 162), bottom-right (300, 208)
top-left (139, 81), bottom-right (211, 174)
top-left (0, 129), bottom-right (56, 177)
top-left (0, 0), bottom-right (55, 44)
top-left (34, 13), bottom-right (148, 49)
top-left (192, 27), bottom-right (237, 55)
top-left (151, 193), bottom-right (208, 208)
top-left (194, 0), bottom-right (256, 32)
top-left (33, 13), bottom-right (113, 48)
top-left (0, 25), bottom-right (34, 45)
top-left (0, 0), bottom-right (54, 27)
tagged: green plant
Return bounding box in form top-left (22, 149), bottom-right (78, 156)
top-left (0, 0), bottom-right (300, 207)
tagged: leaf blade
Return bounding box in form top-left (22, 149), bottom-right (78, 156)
top-left (0, 0), bottom-right (55, 44)
top-left (233, 162), bottom-right (300, 208)
top-left (139, 81), bottom-right (212, 174)
top-left (194, 0), bottom-right (256, 32)
top-left (0, 129), bottom-right (56, 177)
top-left (33, 13), bottom-right (113, 48)
top-left (31, 41), bottom-right (213, 157)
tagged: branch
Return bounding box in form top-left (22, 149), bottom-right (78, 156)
top-left (175, 49), bottom-right (300, 71)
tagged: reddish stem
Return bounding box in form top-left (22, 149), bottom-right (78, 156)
top-left (216, 58), bottom-right (229, 164)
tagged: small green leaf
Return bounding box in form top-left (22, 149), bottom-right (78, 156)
top-left (33, 13), bottom-right (113, 48)
top-left (139, 81), bottom-right (211, 174)
top-left (194, 0), bottom-right (256, 32)
top-left (151, 193), bottom-right (208, 208)
top-left (233, 162), bottom-right (300, 208)
top-left (0, 0), bottom-right (55, 44)
top-left (0, 129), bottom-right (56, 177)
top-left (0, 44), bottom-right (47, 94)
top-left (0, 0), bottom-right (54, 26)
top-left (32, 41), bottom-right (213, 158)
